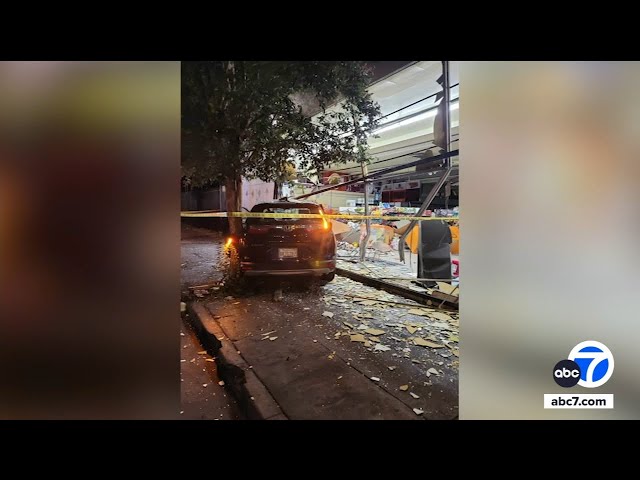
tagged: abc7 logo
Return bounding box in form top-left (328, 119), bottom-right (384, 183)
top-left (553, 341), bottom-right (614, 388)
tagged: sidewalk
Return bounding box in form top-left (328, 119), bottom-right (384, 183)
top-left (193, 276), bottom-right (458, 420)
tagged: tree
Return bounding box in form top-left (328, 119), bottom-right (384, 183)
top-left (182, 61), bottom-right (380, 234)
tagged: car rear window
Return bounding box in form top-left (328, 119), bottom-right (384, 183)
top-left (248, 205), bottom-right (322, 224)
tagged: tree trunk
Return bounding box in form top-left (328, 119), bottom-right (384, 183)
top-left (225, 175), bottom-right (243, 235)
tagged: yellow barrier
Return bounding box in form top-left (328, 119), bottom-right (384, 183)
top-left (181, 211), bottom-right (458, 222)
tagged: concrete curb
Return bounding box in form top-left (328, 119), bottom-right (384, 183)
top-left (186, 301), bottom-right (288, 420)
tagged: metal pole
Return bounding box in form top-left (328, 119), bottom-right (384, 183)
top-left (359, 161), bottom-right (371, 262)
top-left (293, 149), bottom-right (458, 200)
top-left (399, 60), bottom-right (453, 263)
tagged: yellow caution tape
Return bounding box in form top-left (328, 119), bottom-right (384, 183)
top-left (180, 211), bottom-right (458, 222)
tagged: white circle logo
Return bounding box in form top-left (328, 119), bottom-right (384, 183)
top-left (568, 340), bottom-right (614, 388)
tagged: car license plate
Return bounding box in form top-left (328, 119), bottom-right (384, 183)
top-left (278, 248), bottom-right (298, 259)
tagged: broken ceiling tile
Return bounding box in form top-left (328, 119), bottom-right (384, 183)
top-left (349, 334), bottom-right (367, 343)
top-left (413, 338), bottom-right (444, 348)
top-left (373, 344), bottom-right (391, 352)
top-left (365, 328), bottom-right (386, 336)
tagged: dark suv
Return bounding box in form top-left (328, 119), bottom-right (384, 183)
top-left (237, 200), bottom-right (336, 283)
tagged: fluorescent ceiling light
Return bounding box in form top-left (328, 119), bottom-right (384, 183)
top-left (371, 101), bottom-right (459, 136)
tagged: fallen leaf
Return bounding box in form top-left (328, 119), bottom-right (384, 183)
top-left (370, 377), bottom-right (380, 382)
top-left (368, 337), bottom-right (380, 343)
top-left (373, 344), bottom-right (391, 352)
top-left (409, 392), bottom-right (420, 399)
top-left (197, 351), bottom-right (207, 355)
top-left (399, 385), bottom-right (409, 391)
top-left (406, 326), bottom-right (418, 334)
top-left (322, 311), bottom-right (334, 318)
top-left (365, 328), bottom-right (386, 336)
top-left (413, 408), bottom-right (424, 415)
top-left (427, 367), bottom-right (440, 376)
top-left (364, 341), bottom-right (372, 347)
top-left (269, 336), bottom-right (278, 341)
top-left (350, 334), bottom-right (367, 343)
top-left (413, 338), bottom-right (444, 348)
top-left (205, 359), bottom-right (214, 362)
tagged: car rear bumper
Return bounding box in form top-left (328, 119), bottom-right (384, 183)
top-left (242, 268), bottom-right (332, 277)
top-left (241, 259), bottom-right (334, 277)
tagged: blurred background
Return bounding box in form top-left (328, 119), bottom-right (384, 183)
top-left (0, 62), bottom-right (180, 419)
top-left (460, 61), bottom-right (640, 419)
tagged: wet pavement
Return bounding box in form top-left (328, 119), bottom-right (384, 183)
top-left (180, 319), bottom-right (243, 420)
top-left (181, 224), bottom-right (242, 420)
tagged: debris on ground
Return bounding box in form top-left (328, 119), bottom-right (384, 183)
top-left (413, 408), bottom-right (424, 415)
top-left (426, 368), bottom-right (440, 377)
top-left (365, 328), bottom-right (386, 336)
top-left (413, 338), bottom-right (444, 348)
top-left (350, 334), bottom-right (367, 343)
top-left (388, 366), bottom-right (396, 371)
top-left (197, 351), bottom-right (207, 355)
top-left (409, 392), bottom-right (420, 399)
top-left (399, 385), bottom-right (409, 391)
top-left (373, 344), bottom-right (391, 352)
top-left (269, 336), bottom-right (278, 341)
top-left (322, 311), bottom-right (334, 318)
top-left (180, 302), bottom-right (186, 313)
top-left (370, 377), bottom-right (380, 382)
